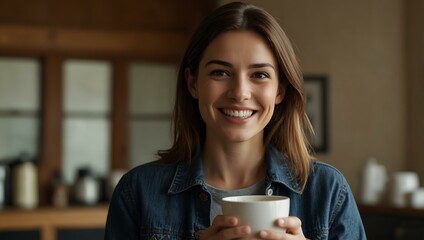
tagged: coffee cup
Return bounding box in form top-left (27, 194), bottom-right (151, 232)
top-left (390, 171), bottom-right (419, 207)
top-left (222, 195), bottom-right (290, 236)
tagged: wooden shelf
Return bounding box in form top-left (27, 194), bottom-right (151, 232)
top-left (0, 24), bottom-right (189, 60)
top-left (0, 205), bottom-right (108, 240)
top-left (358, 204), bottom-right (424, 218)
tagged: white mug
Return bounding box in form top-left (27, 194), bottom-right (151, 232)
top-left (390, 171), bottom-right (419, 207)
top-left (410, 188), bottom-right (424, 209)
top-left (222, 195), bottom-right (290, 236)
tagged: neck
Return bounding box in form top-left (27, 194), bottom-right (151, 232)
top-left (202, 137), bottom-right (267, 190)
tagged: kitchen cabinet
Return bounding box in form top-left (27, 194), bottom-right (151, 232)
top-left (128, 62), bottom-right (177, 167)
top-left (62, 59), bottom-right (112, 183)
top-left (0, 0), bottom-right (217, 237)
top-left (0, 58), bottom-right (41, 161)
top-left (359, 204), bottom-right (424, 239)
top-left (0, 0), bottom-right (217, 207)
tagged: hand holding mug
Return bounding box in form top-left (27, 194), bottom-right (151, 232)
top-left (259, 216), bottom-right (307, 240)
top-left (196, 215), bottom-right (252, 240)
top-left (222, 195), bottom-right (295, 238)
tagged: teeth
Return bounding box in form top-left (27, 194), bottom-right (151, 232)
top-left (222, 109), bottom-right (253, 118)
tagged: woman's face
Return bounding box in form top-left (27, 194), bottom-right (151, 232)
top-left (187, 30), bottom-right (284, 144)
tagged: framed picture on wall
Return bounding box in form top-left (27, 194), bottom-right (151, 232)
top-left (304, 75), bottom-right (328, 153)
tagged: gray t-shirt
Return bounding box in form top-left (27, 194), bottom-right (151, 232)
top-left (205, 179), bottom-right (265, 222)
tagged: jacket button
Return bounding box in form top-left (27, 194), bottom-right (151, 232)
top-left (266, 188), bottom-right (273, 196)
top-left (199, 192), bottom-right (208, 202)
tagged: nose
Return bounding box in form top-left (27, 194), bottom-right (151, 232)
top-left (227, 74), bottom-right (251, 102)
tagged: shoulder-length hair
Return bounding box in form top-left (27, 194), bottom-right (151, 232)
top-left (158, 1), bottom-right (314, 189)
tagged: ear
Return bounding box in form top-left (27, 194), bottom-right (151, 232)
top-left (185, 68), bottom-right (198, 99)
top-left (275, 81), bottom-right (287, 104)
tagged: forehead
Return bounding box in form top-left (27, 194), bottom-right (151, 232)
top-left (200, 30), bottom-right (277, 67)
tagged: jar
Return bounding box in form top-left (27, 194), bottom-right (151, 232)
top-left (51, 171), bottom-right (69, 208)
top-left (12, 156), bottom-right (38, 209)
top-left (74, 168), bottom-right (99, 205)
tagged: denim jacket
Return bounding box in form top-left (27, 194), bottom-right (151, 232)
top-left (105, 146), bottom-right (366, 240)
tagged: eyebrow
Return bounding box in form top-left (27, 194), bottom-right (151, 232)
top-left (205, 60), bottom-right (276, 70)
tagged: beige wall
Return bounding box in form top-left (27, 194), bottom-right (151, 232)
top-left (220, 0), bottom-right (408, 196)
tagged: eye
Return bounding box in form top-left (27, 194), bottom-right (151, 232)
top-left (209, 70), bottom-right (230, 79)
top-left (252, 71), bottom-right (270, 80)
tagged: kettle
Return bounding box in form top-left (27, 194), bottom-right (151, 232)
top-left (361, 158), bottom-right (387, 205)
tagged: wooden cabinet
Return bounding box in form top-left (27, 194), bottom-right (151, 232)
top-left (0, 0), bottom-right (217, 238)
top-left (0, 26), bottom-right (189, 206)
top-left (359, 204), bottom-right (424, 239)
top-left (0, 0), bottom-right (216, 206)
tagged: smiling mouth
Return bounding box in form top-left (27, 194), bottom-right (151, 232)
top-left (221, 109), bottom-right (255, 119)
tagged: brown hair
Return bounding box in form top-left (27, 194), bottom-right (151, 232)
top-left (158, 2), bottom-right (314, 189)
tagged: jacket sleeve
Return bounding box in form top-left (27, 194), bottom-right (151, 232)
top-left (104, 173), bottom-right (140, 240)
top-left (328, 178), bottom-right (367, 240)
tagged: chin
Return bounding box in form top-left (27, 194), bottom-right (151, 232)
top-left (224, 131), bottom-right (260, 143)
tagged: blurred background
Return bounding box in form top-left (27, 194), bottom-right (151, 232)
top-left (0, 0), bottom-right (423, 239)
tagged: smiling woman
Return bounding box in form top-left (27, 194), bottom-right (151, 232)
top-left (186, 30), bottom-right (283, 145)
top-left (105, 2), bottom-right (366, 240)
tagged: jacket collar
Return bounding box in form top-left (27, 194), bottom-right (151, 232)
top-left (265, 145), bottom-right (303, 194)
top-left (167, 145), bottom-right (303, 194)
top-left (168, 149), bottom-right (205, 194)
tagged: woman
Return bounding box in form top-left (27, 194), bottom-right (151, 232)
top-left (105, 2), bottom-right (366, 240)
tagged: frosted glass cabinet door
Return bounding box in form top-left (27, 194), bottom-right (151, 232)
top-left (129, 120), bottom-right (173, 166)
top-left (129, 63), bottom-right (177, 115)
top-left (63, 60), bottom-right (112, 113)
top-left (0, 58), bottom-right (40, 160)
top-left (62, 118), bottom-right (110, 183)
top-left (0, 117), bottom-right (39, 159)
top-left (62, 59), bottom-right (111, 183)
top-left (129, 63), bottom-right (177, 167)
top-left (0, 58), bottom-right (40, 111)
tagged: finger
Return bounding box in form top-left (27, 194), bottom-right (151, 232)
top-left (239, 237), bottom-right (258, 240)
top-left (213, 215), bottom-right (238, 230)
top-left (258, 230), bottom-right (285, 239)
top-left (276, 217), bottom-right (302, 235)
top-left (199, 215), bottom-right (238, 239)
top-left (217, 225), bottom-right (251, 239)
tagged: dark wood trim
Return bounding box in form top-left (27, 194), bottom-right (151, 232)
top-left (39, 55), bottom-right (63, 206)
top-left (110, 59), bottom-right (128, 170)
top-left (63, 112), bottom-right (110, 118)
top-left (0, 24), bottom-right (188, 61)
top-left (0, 110), bottom-right (39, 117)
top-left (129, 113), bottom-right (173, 121)
top-left (358, 204), bottom-right (424, 219)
